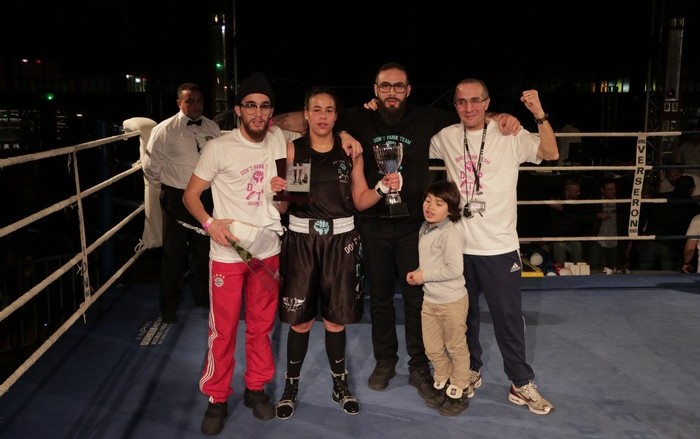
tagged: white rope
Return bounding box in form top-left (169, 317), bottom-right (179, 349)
top-left (0, 204), bottom-right (144, 323)
top-left (430, 165), bottom-right (653, 172)
top-left (0, 162), bottom-right (142, 238)
top-left (0, 244), bottom-right (146, 397)
top-left (71, 150), bottom-right (93, 319)
top-left (553, 130), bottom-right (680, 138)
top-left (524, 235), bottom-right (654, 243)
top-left (523, 235), bottom-right (700, 243)
top-left (517, 198), bottom-right (670, 205)
top-left (0, 131), bottom-right (139, 169)
top-left (0, 126), bottom-right (148, 397)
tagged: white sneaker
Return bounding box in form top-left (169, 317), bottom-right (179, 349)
top-left (508, 382), bottom-right (554, 415)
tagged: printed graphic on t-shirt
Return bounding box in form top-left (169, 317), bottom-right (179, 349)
top-left (453, 153), bottom-right (490, 197)
top-left (240, 163), bottom-right (267, 205)
top-left (334, 160), bottom-right (351, 184)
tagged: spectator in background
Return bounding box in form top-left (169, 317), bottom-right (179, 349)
top-left (548, 179), bottom-right (589, 265)
top-left (588, 178), bottom-right (630, 273)
top-left (637, 175), bottom-right (699, 271)
top-left (142, 83), bottom-right (222, 323)
top-left (658, 163), bottom-right (700, 199)
top-left (676, 125), bottom-right (700, 176)
top-left (681, 213), bottom-right (700, 273)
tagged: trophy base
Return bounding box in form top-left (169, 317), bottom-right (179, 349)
top-left (380, 202), bottom-right (409, 218)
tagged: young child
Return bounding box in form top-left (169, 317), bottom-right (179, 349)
top-left (406, 180), bottom-right (470, 416)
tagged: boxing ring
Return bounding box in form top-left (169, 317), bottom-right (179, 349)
top-left (0, 118), bottom-right (698, 437)
top-left (0, 124), bottom-right (691, 394)
top-left (514, 130), bottom-right (694, 276)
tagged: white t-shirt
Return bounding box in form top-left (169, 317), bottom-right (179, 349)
top-left (685, 214), bottom-right (700, 272)
top-left (430, 120), bottom-right (541, 255)
top-left (193, 126), bottom-right (289, 263)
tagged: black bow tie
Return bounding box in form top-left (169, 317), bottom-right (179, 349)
top-left (187, 119), bottom-right (202, 126)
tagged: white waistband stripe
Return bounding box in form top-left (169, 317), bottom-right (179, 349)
top-left (288, 215), bottom-right (354, 235)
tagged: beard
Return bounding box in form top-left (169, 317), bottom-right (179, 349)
top-left (377, 98), bottom-right (407, 126)
top-left (241, 118), bottom-right (268, 142)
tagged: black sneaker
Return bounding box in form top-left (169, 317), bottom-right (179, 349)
top-left (368, 361), bottom-right (396, 391)
top-left (409, 367), bottom-right (435, 399)
top-left (243, 388), bottom-right (275, 421)
top-left (201, 401), bottom-right (227, 435)
top-left (331, 370), bottom-right (360, 415)
top-left (424, 387), bottom-right (447, 408)
top-left (276, 375), bottom-right (299, 420)
top-left (439, 385), bottom-right (469, 416)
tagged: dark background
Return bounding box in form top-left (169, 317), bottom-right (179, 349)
top-left (0, 0), bottom-right (697, 148)
top-left (2, 1), bottom-right (696, 108)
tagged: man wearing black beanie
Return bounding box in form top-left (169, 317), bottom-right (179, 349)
top-left (183, 72), bottom-right (298, 435)
top-left (234, 72), bottom-right (275, 108)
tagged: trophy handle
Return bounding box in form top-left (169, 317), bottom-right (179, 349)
top-left (275, 158), bottom-right (287, 180)
top-left (273, 158), bottom-right (287, 201)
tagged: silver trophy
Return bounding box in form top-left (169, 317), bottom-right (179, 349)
top-left (373, 141), bottom-right (409, 218)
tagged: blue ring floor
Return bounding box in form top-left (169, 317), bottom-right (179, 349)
top-left (1, 272), bottom-right (699, 439)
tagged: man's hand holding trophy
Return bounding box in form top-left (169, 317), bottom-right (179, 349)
top-left (373, 141), bottom-right (409, 218)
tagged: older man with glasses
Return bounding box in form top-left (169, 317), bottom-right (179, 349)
top-left (430, 78), bottom-right (558, 415)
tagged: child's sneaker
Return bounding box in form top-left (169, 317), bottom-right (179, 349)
top-left (438, 384), bottom-right (469, 416)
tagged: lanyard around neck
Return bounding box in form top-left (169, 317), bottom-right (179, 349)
top-left (462, 123), bottom-right (488, 199)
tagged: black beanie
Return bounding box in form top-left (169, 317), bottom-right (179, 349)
top-left (234, 72), bottom-right (275, 106)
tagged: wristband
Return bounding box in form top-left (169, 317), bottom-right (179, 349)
top-left (203, 217), bottom-right (214, 231)
top-left (375, 179), bottom-right (389, 196)
top-left (534, 114), bottom-right (549, 124)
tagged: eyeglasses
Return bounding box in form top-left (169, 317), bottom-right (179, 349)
top-left (376, 82), bottom-right (408, 93)
top-left (240, 102), bottom-right (273, 115)
top-left (454, 97), bottom-right (489, 107)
